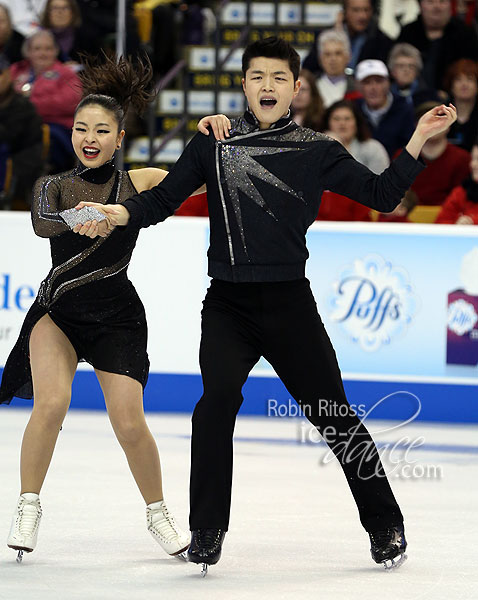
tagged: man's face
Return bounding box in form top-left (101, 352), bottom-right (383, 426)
top-left (242, 57), bottom-right (300, 130)
top-left (344, 0), bottom-right (373, 34)
top-left (360, 75), bottom-right (390, 109)
top-left (320, 41), bottom-right (349, 77)
top-left (420, 0), bottom-right (451, 30)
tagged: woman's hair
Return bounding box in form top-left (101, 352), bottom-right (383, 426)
top-left (388, 43), bottom-right (423, 73)
top-left (76, 53), bottom-right (155, 130)
top-left (22, 29), bottom-right (59, 59)
top-left (293, 69), bottom-right (324, 131)
top-left (41, 0), bottom-right (82, 29)
top-left (443, 58), bottom-right (478, 94)
top-left (317, 29), bottom-right (351, 58)
top-left (320, 99), bottom-right (371, 142)
top-left (0, 3), bottom-right (13, 29)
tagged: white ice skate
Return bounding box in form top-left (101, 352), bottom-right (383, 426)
top-left (146, 500), bottom-right (190, 559)
top-left (7, 493), bottom-right (42, 563)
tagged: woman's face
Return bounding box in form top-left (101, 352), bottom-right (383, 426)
top-left (391, 57), bottom-right (418, 87)
top-left (328, 106), bottom-right (357, 144)
top-left (48, 0), bottom-right (74, 29)
top-left (452, 73), bottom-right (478, 102)
top-left (471, 146), bottom-right (478, 183)
top-left (292, 76), bottom-right (312, 111)
top-left (72, 105), bottom-right (125, 168)
top-left (28, 34), bottom-right (58, 72)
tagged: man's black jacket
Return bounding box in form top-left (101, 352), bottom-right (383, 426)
top-left (123, 111), bottom-right (423, 283)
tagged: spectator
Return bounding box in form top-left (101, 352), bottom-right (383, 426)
top-left (405, 100), bottom-right (471, 205)
top-left (355, 58), bottom-right (416, 157)
top-left (443, 58), bottom-right (478, 151)
top-left (291, 69), bottom-right (325, 130)
top-left (10, 29), bottom-right (81, 172)
top-left (398, 0), bottom-right (478, 91)
top-left (76, 0), bottom-right (141, 57)
top-left (1, 0), bottom-right (46, 37)
top-left (314, 29), bottom-right (359, 108)
top-left (388, 42), bottom-right (437, 106)
top-left (40, 0), bottom-right (98, 64)
top-left (436, 141), bottom-right (478, 223)
top-left (0, 54), bottom-right (43, 209)
top-left (317, 99), bottom-right (389, 221)
top-left (0, 4), bottom-right (24, 64)
top-left (303, 0), bottom-right (394, 75)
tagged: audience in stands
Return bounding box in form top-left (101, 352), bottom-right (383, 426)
top-left (398, 0), bottom-right (478, 91)
top-left (0, 54), bottom-right (43, 209)
top-left (291, 69), bottom-right (324, 131)
top-left (443, 58), bottom-right (478, 151)
top-left (404, 100), bottom-right (470, 206)
top-left (2, 0), bottom-right (46, 37)
top-left (354, 58), bottom-right (416, 157)
top-left (303, 0), bottom-right (393, 75)
top-left (317, 99), bottom-right (389, 221)
top-left (0, 4), bottom-right (24, 64)
top-left (76, 0), bottom-right (141, 56)
top-left (436, 141), bottom-right (478, 223)
top-left (40, 0), bottom-right (99, 65)
top-left (314, 29), bottom-right (359, 108)
top-left (388, 42), bottom-right (436, 107)
top-left (10, 29), bottom-right (81, 172)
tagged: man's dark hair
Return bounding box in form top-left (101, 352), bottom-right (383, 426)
top-left (242, 37), bottom-right (301, 82)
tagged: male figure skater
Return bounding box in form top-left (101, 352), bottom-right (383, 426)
top-left (77, 37), bottom-right (456, 571)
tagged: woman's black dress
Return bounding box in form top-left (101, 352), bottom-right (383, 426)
top-left (0, 161), bottom-right (149, 405)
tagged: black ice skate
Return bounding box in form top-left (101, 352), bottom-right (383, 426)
top-left (369, 524), bottom-right (407, 569)
top-left (187, 529), bottom-right (225, 576)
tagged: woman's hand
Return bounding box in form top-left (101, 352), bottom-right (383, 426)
top-left (72, 202), bottom-right (130, 237)
top-left (456, 215), bottom-right (473, 225)
top-left (197, 114), bottom-right (231, 140)
top-left (416, 103), bottom-right (457, 140)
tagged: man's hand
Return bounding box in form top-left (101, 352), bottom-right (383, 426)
top-left (405, 103), bottom-right (457, 159)
top-left (197, 114), bottom-right (231, 140)
top-left (456, 215), bottom-right (473, 225)
top-left (416, 103), bottom-right (457, 140)
top-left (72, 202), bottom-right (130, 238)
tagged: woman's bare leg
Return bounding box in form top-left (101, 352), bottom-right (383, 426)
top-left (20, 314), bottom-right (77, 494)
top-left (95, 369), bottom-right (163, 504)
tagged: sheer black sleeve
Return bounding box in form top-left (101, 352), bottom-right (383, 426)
top-left (31, 176), bottom-right (70, 238)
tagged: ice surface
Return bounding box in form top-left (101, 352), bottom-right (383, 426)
top-left (0, 409), bottom-right (477, 600)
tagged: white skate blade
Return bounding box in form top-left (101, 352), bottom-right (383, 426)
top-left (175, 551), bottom-right (188, 562)
top-left (16, 550), bottom-right (23, 563)
top-left (382, 553), bottom-right (407, 570)
top-left (201, 563), bottom-right (208, 577)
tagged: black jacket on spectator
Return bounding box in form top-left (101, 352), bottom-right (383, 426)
top-left (0, 29), bottom-right (24, 64)
top-left (0, 89), bottom-right (43, 205)
top-left (447, 99), bottom-right (478, 152)
top-left (302, 21), bottom-right (394, 75)
top-left (398, 16), bottom-right (478, 90)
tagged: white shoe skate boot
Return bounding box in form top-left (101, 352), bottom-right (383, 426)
top-left (7, 493), bottom-right (42, 562)
top-left (146, 500), bottom-right (190, 557)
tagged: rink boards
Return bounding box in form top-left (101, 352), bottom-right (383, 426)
top-left (0, 212), bottom-right (477, 423)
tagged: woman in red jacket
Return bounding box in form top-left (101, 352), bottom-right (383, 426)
top-left (10, 28), bottom-right (81, 171)
top-left (436, 142), bottom-right (478, 224)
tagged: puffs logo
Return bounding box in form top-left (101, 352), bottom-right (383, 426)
top-left (328, 255), bottom-right (418, 351)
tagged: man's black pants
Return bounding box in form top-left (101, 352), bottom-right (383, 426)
top-left (189, 278), bottom-right (403, 533)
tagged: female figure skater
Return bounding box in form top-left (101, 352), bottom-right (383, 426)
top-left (0, 54), bottom-right (226, 562)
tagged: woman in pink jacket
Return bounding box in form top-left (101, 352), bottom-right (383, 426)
top-left (10, 28), bottom-right (81, 171)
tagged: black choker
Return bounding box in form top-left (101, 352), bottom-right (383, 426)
top-left (77, 159), bottom-right (116, 184)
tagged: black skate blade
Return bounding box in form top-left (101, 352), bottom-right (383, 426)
top-left (201, 563), bottom-right (208, 577)
top-left (382, 553), bottom-right (407, 570)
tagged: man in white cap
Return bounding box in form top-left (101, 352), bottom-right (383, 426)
top-left (355, 58), bottom-right (416, 157)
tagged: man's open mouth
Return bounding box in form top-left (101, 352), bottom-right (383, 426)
top-left (260, 98), bottom-right (277, 108)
